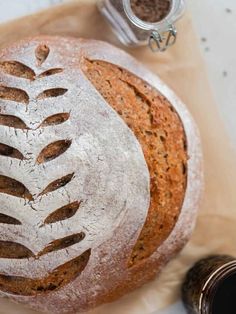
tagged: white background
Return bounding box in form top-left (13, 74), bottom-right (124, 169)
top-left (0, 1), bottom-right (235, 313)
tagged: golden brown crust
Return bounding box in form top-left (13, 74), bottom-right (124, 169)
top-left (0, 36), bottom-right (203, 314)
top-left (82, 59), bottom-right (187, 266)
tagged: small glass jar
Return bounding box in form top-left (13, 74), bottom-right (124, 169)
top-left (182, 255), bottom-right (236, 314)
top-left (97, 0), bottom-right (186, 52)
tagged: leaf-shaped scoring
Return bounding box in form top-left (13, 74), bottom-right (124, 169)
top-left (0, 175), bottom-right (33, 200)
top-left (0, 61), bottom-right (35, 80)
top-left (38, 68), bottom-right (63, 78)
top-left (0, 249), bottom-right (91, 295)
top-left (0, 86), bottom-right (29, 104)
top-left (35, 44), bottom-right (50, 66)
top-left (0, 213), bottom-right (21, 225)
top-left (0, 143), bottom-right (24, 160)
top-left (40, 113), bottom-right (70, 128)
top-left (37, 88), bottom-right (68, 100)
top-left (44, 201), bottom-right (81, 224)
top-left (0, 114), bottom-right (28, 129)
top-left (0, 240), bottom-right (34, 259)
top-left (37, 232), bottom-right (85, 257)
top-left (37, 140), bottom-right (72, 164)
top-left (39, 173), bottom-right (74, 196)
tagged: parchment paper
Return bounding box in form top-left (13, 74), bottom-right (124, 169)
top-left (0, 1), bottom-right (236, 313)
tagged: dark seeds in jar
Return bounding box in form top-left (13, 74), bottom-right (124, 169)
top-left (130, 0), bottom-right (172, 23)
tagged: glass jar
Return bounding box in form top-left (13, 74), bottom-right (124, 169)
top-left (97, 0), bottom-right (186, 52)
top-left (182, 255), bottom-right (236, 314)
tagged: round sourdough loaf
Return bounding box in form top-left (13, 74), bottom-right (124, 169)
top-left (0, 36), bottom-right (203, 313)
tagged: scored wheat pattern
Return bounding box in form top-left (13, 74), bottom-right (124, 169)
top-left (0, 44), bottom-right (91, 295)
top-left (0, 40), bottom-right (150, 299)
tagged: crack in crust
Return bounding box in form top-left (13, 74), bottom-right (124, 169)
top-left (82, 58), bottom-right (188, 266)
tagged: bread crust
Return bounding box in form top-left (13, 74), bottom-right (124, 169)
top-left (0, 36), bottom-right (203, 313)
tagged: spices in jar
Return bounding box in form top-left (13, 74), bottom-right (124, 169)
top-left (97, 0), bottom-right (186, 51)
top-left (182, 255), bottom-right (236, 314)
top-left (130, 0), bottom-right (171, 23)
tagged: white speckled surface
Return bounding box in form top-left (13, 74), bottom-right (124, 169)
top-left (0, 0), bottom-right (235, 313)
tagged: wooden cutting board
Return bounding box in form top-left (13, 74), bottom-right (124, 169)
top-left (0, 1), bottom-right (235, 313)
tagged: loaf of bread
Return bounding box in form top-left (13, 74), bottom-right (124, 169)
top-left (0, 36), bottom-right (203, 313)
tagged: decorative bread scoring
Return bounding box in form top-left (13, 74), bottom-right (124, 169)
top-left (0, 249), bottom-right (91, 295)
top-left (0, 44), bottom-right (93, 294)
top-left (0, 37), bottom-right (202, 314)
top-left (0, 37), bottom-right (150, 303)
top-left (82, 58), bottom-right (188, 266)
